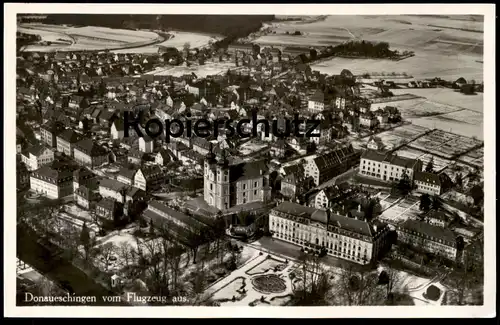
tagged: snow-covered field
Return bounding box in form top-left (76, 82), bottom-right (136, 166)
top-left (410, 113), bottom-right (483, 140)
top-left (377, 265), bottom-right (448, 305)
top-left (313, 53), bottom-right (482, 81)
top-left (18, 26), bottom-right (73, 44)
top-left (391, 88), bottom-right (483, 113)
top-left (392, 98), bottom-right (463, 119)
top-left (157, 31), bottom-right (221, 49)
top-left (111, 31), bottom-right (222, 54)
top-left (146, 62), bottom-right (237, 78)
top-left (301, 15), bottom-right (483, 80)
top-left (19, 24), bottom-right (160, 52)
top-left (387, 89), bottom-right (483, 141)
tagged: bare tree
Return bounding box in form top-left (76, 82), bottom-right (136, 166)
top-left (100, 242), bottom-right (117, 272)
top-left (293, 251), bottom-right (334, 305)
top-left (163, 239), bottom-right (183, 293)
top-left (140, 238), bottom-right (171, 297)
top-left (378, 267), bottom-right (405, 301)
top-left (335, 266), bottom-right (385, 306)
top-left (80, 222), bottom-right (97, 263)
top-left (60, 223), bottom-right (80, 261)
top-left (183, 42), bottom-right (191, 56)
top-left (91, 210), bottom-right (104, 236)
top-left (118, 242), bottom-right (134, 269)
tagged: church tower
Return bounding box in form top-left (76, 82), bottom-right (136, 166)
top-left (204, 143), bottom-right (217, 207)
top-left (215, 148), bottom-right (231, 210)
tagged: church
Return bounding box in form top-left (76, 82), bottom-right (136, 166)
top-left (203, 145), bottom-right (271, 211)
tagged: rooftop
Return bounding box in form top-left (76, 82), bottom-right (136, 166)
top-left (361, 150), bottom-right (419, 168)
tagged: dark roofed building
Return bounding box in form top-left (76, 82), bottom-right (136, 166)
top-left (56, 129), bottom-right (83, 156)
top-left (414, 171), bottom-right (442, 195)
top-left (134, 166), bottom-right (164, 192)
top-left (306, 144), bottom-right (360, 186)
top-left (397, 219), bottom-right (458, 261)
top-left (73, 167), bottom-right (98, 192)
top-left (117, 168), bottom-right (137, 186)
top-left (40, 121), bottom-right (66, 148)
top-left (74, 185), bottom-right (100, 210)
top-left (96, 198), bottom-right (123, 220)
top-left (73, 138), bottom-right (109, 168)
top-left (228, 43), bottom-right (260, 55)
top-left (29, 165), bottom-right (74, 199)
top-left (142, 201), bottom-right (204, 247)
top-left (308, 89), bottom-right (325, 112)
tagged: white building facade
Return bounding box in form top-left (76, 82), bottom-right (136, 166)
top-left (269, 202), bottom-right (390, 265)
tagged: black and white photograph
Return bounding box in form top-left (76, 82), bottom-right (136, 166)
top-left (5, 3), bottom-right (495, 318)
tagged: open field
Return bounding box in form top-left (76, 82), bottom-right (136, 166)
top-left (410, 112), bottom-right (483, 140)
top-left (391, 88), bottom-right (483, 113)
top-left (111, 31), bottom-right (222, 54)
top-left (18, 26), bottom-right (73, 44)
top-left (312, 53), bottom-right (482, 81)
top-left (390, 98), bottom-right (464, 119)
top-left (297, 15), bottom-right (483, 81)
top-left (458, 147), bottom-right (484, 168)
top-left (19, 23), bottom-right (161, 52)
top-left (383, 88), bottom-right (483, 140)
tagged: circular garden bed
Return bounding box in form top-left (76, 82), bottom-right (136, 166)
top-left (251, 274), bottom-right (287, 294)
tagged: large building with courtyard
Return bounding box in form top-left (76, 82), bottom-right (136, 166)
top-left (269, 201), bottom-right (391, 265)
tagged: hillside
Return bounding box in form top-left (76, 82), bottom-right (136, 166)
top-left (38, 14), bottom-right (275, 39)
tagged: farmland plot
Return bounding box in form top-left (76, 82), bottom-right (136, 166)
top-left (18, 26), bottom-right (73, 44)
top-left (417, 153), bottom-right (452, 172)
top-left (157, 31), bottom-right (221, 49)
top-left (410, 110), bottom-right (483, 140)
top-left (393, 98), bottom-right (463, 119)
top-left (311, 51), bottom-right (482, 81)
top-left (407, 129), bottom-right (482, 159)
top-left (412, 115), bottom-right (483, 140)
top-left (462, 147), bottom-right (483, 160)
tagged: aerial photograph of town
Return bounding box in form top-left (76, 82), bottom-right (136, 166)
top-left (12, 9), bottom-right (489, 312)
